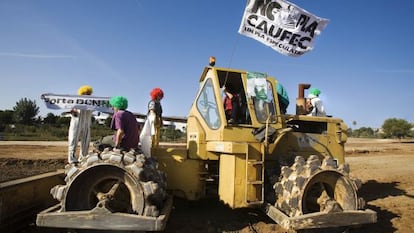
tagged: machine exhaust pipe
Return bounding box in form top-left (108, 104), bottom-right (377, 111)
top-left (296, 83), bottom-right (311, 115)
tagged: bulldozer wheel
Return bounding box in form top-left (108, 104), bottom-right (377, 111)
top-left (51, 148), bottom-right (167, 218)
top-left (274, 155), bottom-right (364, 218)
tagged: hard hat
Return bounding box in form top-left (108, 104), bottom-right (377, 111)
top-left (78, 85), bottom-right (93, 95)
top-left (150, 88), bottom-right (164, 100)
top-left (308, 88), bottom-right (321, 98)
top-left (109, 96), bottom-right (128, 110)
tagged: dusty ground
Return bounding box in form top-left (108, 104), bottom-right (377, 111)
top-left (0, 138), bottom-right (413, 233)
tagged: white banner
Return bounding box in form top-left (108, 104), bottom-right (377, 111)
top-left (41, 93), bottom-right (112, 113)
top-left (246, 71), bottom-right (267, 100)
top-left (238, 0), bottom-right (329, 57)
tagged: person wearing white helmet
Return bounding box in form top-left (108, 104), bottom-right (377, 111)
top-left (68, 85), bottom-right (93, 165)
top-left (306, 88), bottom-right (326, 117)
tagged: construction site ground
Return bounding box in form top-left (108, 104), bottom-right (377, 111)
top-left (0, 138), bottom-right (413, 233)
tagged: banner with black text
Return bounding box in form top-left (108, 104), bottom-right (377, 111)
top-left (238, 0), bottom-right (329, 57)
top-left (41, 93), bottom-right (112, 113)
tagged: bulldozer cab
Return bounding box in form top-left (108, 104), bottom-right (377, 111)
top-left (193, 66), bottom-right (282, 130)
top-left (186, 66), bottom-right (300, 164)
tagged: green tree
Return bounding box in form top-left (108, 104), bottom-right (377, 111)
top-left (43, 112), bottom-right (58, 125)
top-left (353, 127), bottom-right (375, 138)
top-left (0, 110), bottom-right (14, 132)
top-left (56, 116), bottom-right (71, 126)
top-left (381, 118), bottom-right (412, 139)
top-left (161, 127), bottom-right (185, 142)
top-left (13, 98), bottom-right (39, 125)
top-left (347, 128), bottom-right (353, 137)
top-left (0, 110), bottom-right (14, 125)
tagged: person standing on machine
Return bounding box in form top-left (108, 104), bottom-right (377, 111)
top-left (68, 85), bottom-right (93, 165)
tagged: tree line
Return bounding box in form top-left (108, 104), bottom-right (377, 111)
top-left (0, 98), bottom-right (185, 142)
top-left (348, 118), bottom-right (413, 139)
top-left (0, 98), bottom-right (412, 140)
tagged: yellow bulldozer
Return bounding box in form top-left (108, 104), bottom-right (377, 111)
top-left (36, 65), bottom-right (376, 232)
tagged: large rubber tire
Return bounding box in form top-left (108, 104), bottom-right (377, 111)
top-left (274, 155), bottom-right (364, 218)
top-left (50, 148), bottom-right (167, 217)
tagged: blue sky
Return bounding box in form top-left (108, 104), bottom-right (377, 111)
top-left (0, 0), bottom-right (413, 129)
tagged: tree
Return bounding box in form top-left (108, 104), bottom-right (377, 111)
top-left (0, 110), bottom-right (14, 125)
top-left (347, 128), bottom-right (353, 136)
top-left (381, 118), bottom-right (412, 139)
top-left (43, 113), bottom-right (58, 125)
top-left (353, 127), bottom-right (375, 138)
top-left (161, 127), bottom-right (185, 142)
top-left (13, 98), bottom-right (39, 125)
top-left (56, 116), bottom-right (71, 126)
top-left (0, 110), bottom-right (14, 131)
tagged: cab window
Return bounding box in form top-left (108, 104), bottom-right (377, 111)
top-left (253, 80), bottom-right (277, 123)
top-left (196, 78), bottom-right (221, 129)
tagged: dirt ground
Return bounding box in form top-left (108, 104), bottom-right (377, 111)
top-left (0, 138), bottom-right (413, 233)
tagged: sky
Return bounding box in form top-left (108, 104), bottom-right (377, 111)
top-left (0, 0), bottom-right (413, 129)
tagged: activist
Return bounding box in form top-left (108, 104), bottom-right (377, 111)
top-left (306, 88), bottom-right (326, 117)
top-left (148, 87), bottom-right (164, 146)
top-left (68, 85), bottom-right (93, 165)
top-left (98, 96), bottom-right (139, 151)
top-left (139, 88), bottom-right (164, 157)
top-left (277, 82), bottom-right (289, 114)
top-left (223, 83), bottom-right (240, 124)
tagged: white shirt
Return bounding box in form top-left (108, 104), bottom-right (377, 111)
top-left (307, 97), bottom-right (326, 116)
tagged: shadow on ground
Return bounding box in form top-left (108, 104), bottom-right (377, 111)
top-left (164, 197), bottom-right (276, 233)
top-left (349, 180), bottom-right (401, 233)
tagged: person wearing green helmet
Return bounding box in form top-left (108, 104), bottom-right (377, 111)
top-left (106, 96), bottom-right (139, 150)
top-left (306, 88), bottom-right (326, 117)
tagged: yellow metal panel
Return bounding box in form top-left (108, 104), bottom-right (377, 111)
top-left (233, 154), bottom-right (247, 208)
top-left (221, 127), bottom-right (259, 143)
top-left (153, 148), bottom-right (204, 200)
top-left (206, 141), bottom-right (247, 154)
top-left (218, 154), bottom-right (250, 208)
top-left (187, 115), bottom-right (210, 160)
top-left (218, 154), bottom-right (236, 207)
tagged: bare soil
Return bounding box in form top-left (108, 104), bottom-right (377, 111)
top-left (1, 138), bottom-right (413, 233)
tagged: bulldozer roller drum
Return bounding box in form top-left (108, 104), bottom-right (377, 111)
top-left (274, 155), bottom-right (365, 218)
top-left (50, 148), bottom-right (167, 217)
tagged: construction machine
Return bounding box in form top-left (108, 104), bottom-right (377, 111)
top-left (36, 65), bottom-right (376, 232)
